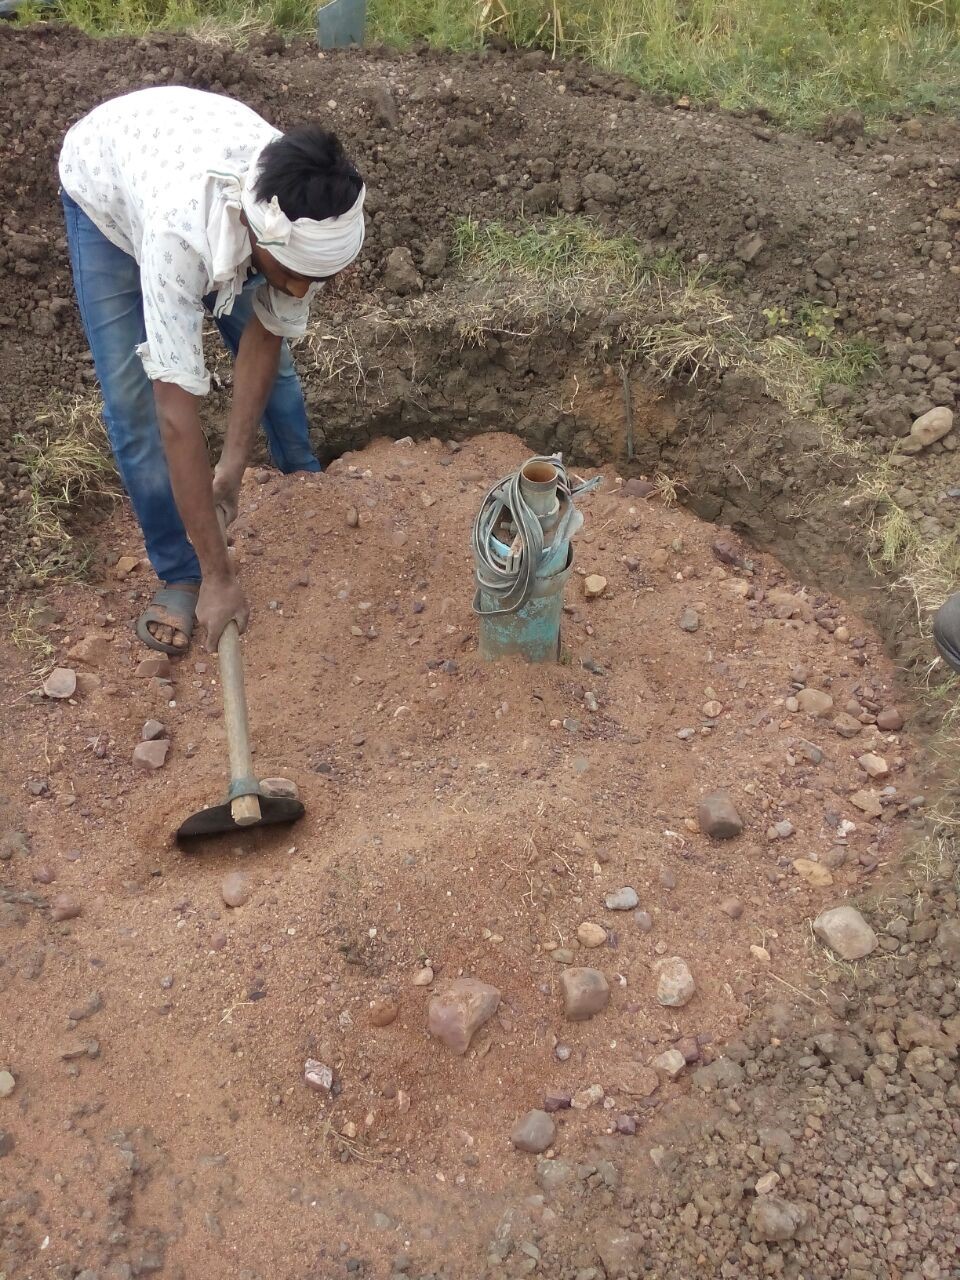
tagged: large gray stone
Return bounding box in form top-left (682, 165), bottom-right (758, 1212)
top-left (511, 1109), bottom-right (555, 1154)
top-left (813, 906), bottom-right (878, 960)
top-left (748, 1195), bottom-right (807, 1242)
top-left (902, 406), bottom-right (953, 452)
top-left (654, 957), bottom-right (696, 1007)
top-left (697, 792), bottom-right (743, 839)
top-left (560, 967), bottom-right (610, 1021)
top-left (428, 978), bottom-right (501, 1054)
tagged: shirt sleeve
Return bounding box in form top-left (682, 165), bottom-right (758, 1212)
top-left (136, 224), bottom-right (211, 395)
top-left (252, 281), bottom-right (319, 340)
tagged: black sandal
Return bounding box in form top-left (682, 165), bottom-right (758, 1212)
top-left (136, 584), bottom-right (200, 656)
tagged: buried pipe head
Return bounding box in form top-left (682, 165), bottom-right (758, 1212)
top-left (519, 457), bottom-right (560, 519)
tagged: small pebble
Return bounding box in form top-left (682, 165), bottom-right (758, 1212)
top-left (577, 921), bottom-right (608, 948)
top-left (50, 895), bottom-right (81, 923)
top-left (369, 997), bottom-right (399, 1027)
top-left (42, 667), bottom-right (77, 699)
top-left (304, 1059), bottom-right (333, 1092)
top-left (221, 871), bottom-right (251, 908)
top-left (511, 1109), bottom-right (556, 1153)
top-left (604, 887), bottom-right (639, 911)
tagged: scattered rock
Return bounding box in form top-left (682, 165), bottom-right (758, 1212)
top-left (135, 655), bottom-right (172, 679)
top-left (260, 776), bottom-right (299, 799)
top-left (876, 706), bottom-right (904, 731)
top-left (617, 1063), bottom-right (659, 1098)
top-left (67, 634), bottom-right (110, 667)
top-left (793, 857), bottom-right (834, 887)
top-left (833, 712), bottom-right (862, 739)
top-left (368, 996), bottom-right (399, 1027)
top-left (651, 1049), bottom-right (686, 1079)
top-left (604, 887), bottom-right (638, 911)
top-left (221, 871), bottom-right (251, 908)
top-left (850, 789), bottom-right (883, 818)
top-left (584, 574), bottom-right (608, 599)
top-left (654, 957), bottom-right (696, 1007)
top-left (428, 978), bottom-right (501, 1054)
top-left (421, 236), bottom-right (449, 278)
top-left (42, 667), bottom-right (76, 699)
top-left (679, 607), bottom-right (700, 633)
top-left (114, 553), bottom-right (139, 577)
top-left (411, 966), bottom-right (434, 986)
top-left (814, 905), bottom-right (878, 959)
top-left (511, 1109), bottom-right (556, 1154)
top-left (749, 1195), bottom-right (807, 1242)
top-left (50, 894), bottom-right (81, 923)
top-left (367, 81), bottom-right (399, 128)
top-left (858, 752), bottom-right (889, 778)
top-left (133, 739), bottom-right (170, 770)
top-left (698, 791), bottom-right (744, 839)
top-left (560, 967), bottom-right (610, 1021)
top-left (900, 406), bottom-right (953, 453)
top-left (797, 687), bottom-right (834, 717)
top-left (346, 506), bottom-right (360, 528)
top-left (304, 1059), bottom-right (333, 1093)
top-left (577, 921), bottom-right (608, 948)
top-left (383, 246), bottom-right (422, 295)
top-left (633, 910), bottom-right (653, 932)
top-left (735, 231), bottom-right (765, 263)
top-left (720, 897), bottom-right (744, 919)
top-left (0, 1070), bottom-right (15, 1098)
top-left (141, 719), bottom-right (165, 741)
top-left (571, 1083), bottom-right (605, 1110)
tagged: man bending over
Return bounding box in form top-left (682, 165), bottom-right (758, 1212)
top-left (59, 86), bottom-right (365, 653)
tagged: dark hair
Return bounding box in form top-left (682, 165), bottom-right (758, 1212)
top-left (254, 126), bottom-right (362, 221)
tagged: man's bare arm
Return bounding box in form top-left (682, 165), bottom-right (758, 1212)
top-left (212, 313), bottom-right (283, 524)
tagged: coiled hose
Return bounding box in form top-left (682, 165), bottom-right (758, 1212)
top-left (471, 456), bottom-right (599, 616)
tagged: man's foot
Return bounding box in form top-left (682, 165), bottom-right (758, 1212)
top-left (933, 591), bottom-right (960, 675)
top-left (135, 583), bottom-right (200, 656)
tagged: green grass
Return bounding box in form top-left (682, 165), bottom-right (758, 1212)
top-left (26, 0), bottom-right (960, 126)
top-left (455, 214), bottom-right (682, 289)
top-left (456, 214), bottom-right (878, 408)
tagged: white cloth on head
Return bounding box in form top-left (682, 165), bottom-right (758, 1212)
top-left (237, 151), bottom-right (366, 278)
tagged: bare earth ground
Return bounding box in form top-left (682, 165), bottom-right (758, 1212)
top-left (0, 22), bottom-right (959, 1280)
top-left (3, 434), bottom-right (953, 1280)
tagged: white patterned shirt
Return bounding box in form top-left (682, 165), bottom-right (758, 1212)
top-left (59, 86), bottom-right (315, 396)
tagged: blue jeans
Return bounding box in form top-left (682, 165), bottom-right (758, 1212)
top-left (61, 190), bottom-right (320, 585)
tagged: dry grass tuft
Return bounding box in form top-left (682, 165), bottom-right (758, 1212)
top-left (15, 395), bottom-right (119, 582)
